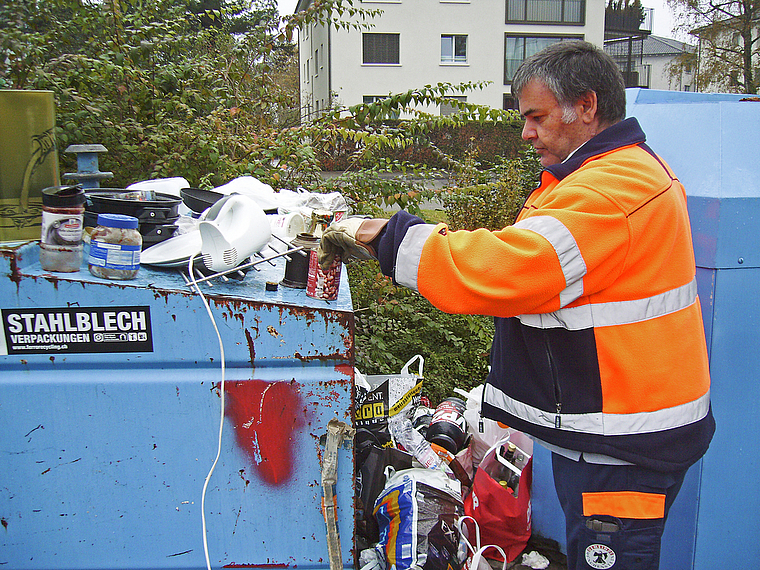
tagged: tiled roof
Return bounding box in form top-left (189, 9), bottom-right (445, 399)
top-left (641, 35), bottom-right (696, 56)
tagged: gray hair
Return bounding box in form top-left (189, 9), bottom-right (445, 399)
top-left (511, 40), bottom-right (626, 125)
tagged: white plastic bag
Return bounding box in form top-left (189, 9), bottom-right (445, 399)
top-left (456, 515), bottom-right (507, 570)
top-left (276, 189), bottom-right (348, 220)
top-left (454, 385), bottom-right (514, 470)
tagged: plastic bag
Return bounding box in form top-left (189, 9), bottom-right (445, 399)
top-left (356, 444), bottom-right (413, 546)
top-left (276, 188), bottom-right (349, 221)
top-left (456, 516), bottom-right (507, 570)
top-left (355, 356), bottom-right (424, 450)
top-left (374, 467), bottom-right (463, 570)
top-left (463, 436), bottom-right (533, 563)
top-left (454, 385), bottom-right (514, 471)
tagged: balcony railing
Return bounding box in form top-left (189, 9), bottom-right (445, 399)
top-left (619, 63), bottom-right (651, 88)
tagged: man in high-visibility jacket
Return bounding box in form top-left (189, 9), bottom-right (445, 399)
top-left (320, 40), bottom-right (714, 570)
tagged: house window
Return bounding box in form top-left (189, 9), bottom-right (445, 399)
top-left (441, 95), bottom-right (466, 116)
top-left (363, 95), bottom-right (400, 119)
top-left (504, 35), bottom-right (581, 84)
top-left (506, 0), bottom-right (584, 24)
top-left (684, 85), bottom-right (691, 92)
top-left (441, 35), bottom-right (468, 63)
top-left (315, 48), bottom-right (319, 76)
top-left (363, 33), bottom-right (400, 64)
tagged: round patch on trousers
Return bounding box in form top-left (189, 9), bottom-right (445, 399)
top-left (585, 544), bottom-right (616, 569)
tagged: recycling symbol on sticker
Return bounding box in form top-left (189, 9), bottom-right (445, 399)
top-left (585, 543), bottom-right (616, 569)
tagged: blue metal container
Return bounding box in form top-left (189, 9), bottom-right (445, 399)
top-left (530, 89), bottom-right (760, 569)
top-left (0, 242), bottom-right (355, 570)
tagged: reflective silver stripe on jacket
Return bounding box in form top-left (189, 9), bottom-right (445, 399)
top-left (395, 224), bottom-right (436, 291)
top-left (513, 215), bottom-right (586, 308)
top-left (484, 382), bottom-right (711, 435)
top-left (518, 277), bottom-right (698, 330)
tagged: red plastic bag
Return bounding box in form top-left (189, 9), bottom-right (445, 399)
top-left (463, 442), bottom-right (532, 563)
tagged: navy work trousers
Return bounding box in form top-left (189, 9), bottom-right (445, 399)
top-left (552, 453), bottom-right (687, 570)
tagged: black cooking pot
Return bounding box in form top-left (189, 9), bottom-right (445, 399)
top-left (140, 223), bottom-right (180, 249)
top-left (86, 188), bottom-right (182, 221)
top-left (85, 190), bottom-right (181, 250)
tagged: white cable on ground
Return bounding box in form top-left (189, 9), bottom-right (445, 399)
top-left (187, 254), bottom-right (227, 570)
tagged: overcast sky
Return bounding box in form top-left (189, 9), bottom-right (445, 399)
top-left (276, 0), bottom-right (684, 41)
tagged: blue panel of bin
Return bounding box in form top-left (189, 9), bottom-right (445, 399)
top-left (0, 242), bottom-right (355, 570)
top-left (530, 89), bottom-right (760, 569)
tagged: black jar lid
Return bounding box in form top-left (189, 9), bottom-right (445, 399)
top-left (42, 185), bottom-right (86, 207)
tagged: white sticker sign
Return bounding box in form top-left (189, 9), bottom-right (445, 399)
top-left (1, 306), bottom-right (153, 355)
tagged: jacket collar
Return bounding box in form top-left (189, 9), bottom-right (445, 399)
top-left (546, 117), bottom-right (646, 181)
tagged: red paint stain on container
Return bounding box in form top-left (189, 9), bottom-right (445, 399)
top-left (225, 380), bottom-right (304, 486)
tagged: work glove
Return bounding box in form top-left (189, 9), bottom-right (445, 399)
top-left (318, 217), bottom-right (388, 270)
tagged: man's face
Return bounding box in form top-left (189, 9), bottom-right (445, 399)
top-left (518, 78), bottom-right (595, 167)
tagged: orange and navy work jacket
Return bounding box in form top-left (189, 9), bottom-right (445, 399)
top-left (376, 117), bottom-right (715, 472)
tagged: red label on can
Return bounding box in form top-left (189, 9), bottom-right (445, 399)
top-left (431, 401), bottom-right (467, 430)
top-left (306, 250), bottom-right (341, 300)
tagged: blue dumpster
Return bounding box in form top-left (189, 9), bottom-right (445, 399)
top-left (0, 242), bottom-right (355, 570)
top-left (530, 88), bottom-right (760, 569)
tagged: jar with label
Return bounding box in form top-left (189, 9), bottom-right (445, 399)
top-left (88, 214), bottom-right (142, 280)
top-left (40, 185), bottom-right (86, 272)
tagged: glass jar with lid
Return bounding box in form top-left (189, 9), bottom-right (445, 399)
top-left (40, 185), bottom-right (86, 272)
top-left (88, 213), bottom-right (142, 280)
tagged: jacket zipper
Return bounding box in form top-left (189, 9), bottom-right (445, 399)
top-left (479, 383), bottom-right (486, 433)
top-left (543, 330), bottom-right (562, 428)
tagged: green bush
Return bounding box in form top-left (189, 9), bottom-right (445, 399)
top-left (442, 149), bottom-right (542, 231)
top-left (347, 260), bottom-right (494, 405)
top-left (317, 120), bottom-right (527, 172)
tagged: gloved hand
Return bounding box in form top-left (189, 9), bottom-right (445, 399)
top-left (318, 217), bottom-right (388, 270)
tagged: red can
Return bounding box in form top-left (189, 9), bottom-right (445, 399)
top-left (306, 250), bottom-right (341, 300)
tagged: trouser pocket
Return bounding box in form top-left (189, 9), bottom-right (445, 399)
top-left (575, 502), bottom-right (666, 569)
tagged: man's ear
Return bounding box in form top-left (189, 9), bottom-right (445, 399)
top-left (577, 90), bottom-right (598, 124)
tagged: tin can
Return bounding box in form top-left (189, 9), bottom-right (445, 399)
top-left (425, 397), bottom-right (468, 455)
top-left (306, 250), bottom-right (341, 301)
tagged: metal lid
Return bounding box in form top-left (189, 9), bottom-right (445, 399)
top-left (96, 213), bottom-right (139, 229)
top-left (41, 185), bottom-right (85, 207)
top-left (290, 232), bottom-right (320, 249)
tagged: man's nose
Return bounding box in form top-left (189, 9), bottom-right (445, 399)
top-left (521, 120), bottom-right (535, 141)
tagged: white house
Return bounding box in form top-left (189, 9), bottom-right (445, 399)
top-left (605, 34), bottom-right (695, 91)
top-left (642, 35), bottom-right (695, 91)
top-left (294, 0), bottom-right (607, 121)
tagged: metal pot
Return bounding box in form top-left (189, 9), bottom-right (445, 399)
top-left (85, 189), bottom-right (181, 221)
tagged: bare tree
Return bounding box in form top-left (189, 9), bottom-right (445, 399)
top-left (667, 0), bottom-right (759, 93)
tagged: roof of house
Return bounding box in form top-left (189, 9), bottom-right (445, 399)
top-left (641, 35), bottom-right (695, 56)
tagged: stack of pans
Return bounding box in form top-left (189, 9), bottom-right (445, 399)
top-left (84, 189), bottom-right (181, 249)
